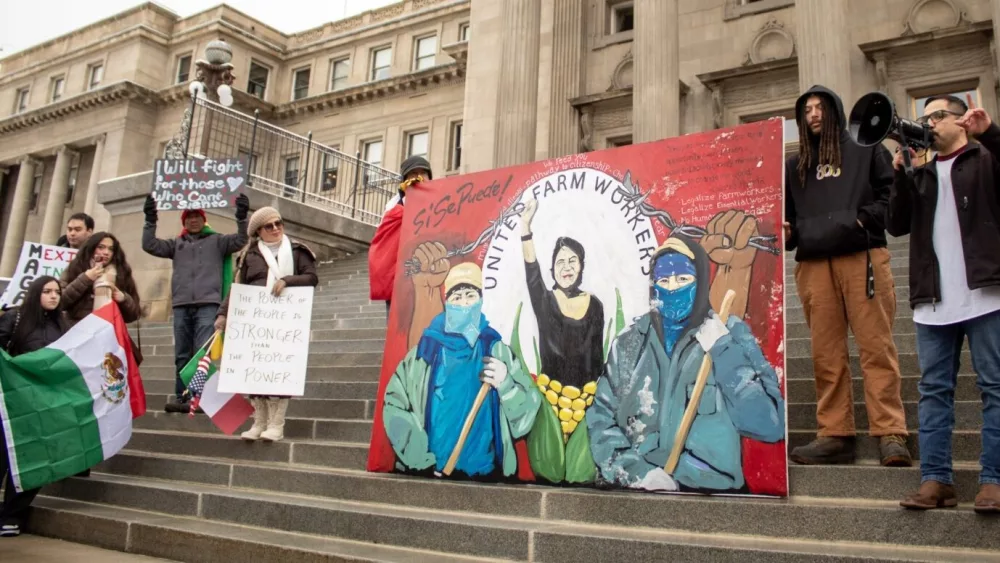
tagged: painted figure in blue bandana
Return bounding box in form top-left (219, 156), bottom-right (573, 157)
top-left (383, 242), bottom-right (540, 478)
top-left (587, 233), bottom-right (786, 493)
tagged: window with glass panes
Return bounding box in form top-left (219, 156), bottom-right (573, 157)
top-left (407, 131), bottom-right (429, 159)
top-left (66, 152), bottom-right (80, 204)
top-left (321, 153), bottom-right (340, 191)
top-left (414, 36), bottom-right (437, 71)
top-left (88, 63), bottom-right (103, 90)
top-left (14, 88), bottom-right (29, 113)
top-left (29, 163), bottom-right (44, 212)
top-left (248, 61), bottom-right (269, 98)
top-left (371, 47), bottom-right (392, 81)
top-left (284, 156), bottom-right (300, 187)
top-left (176, 55), bottom-right (192, 84)
top-left (51, 77), bottom-right (65, 102)
top-left (292, 67), bottom-right (311, 100)
top-left (449, 122), bottom-right (463, 170)
top-left (330, 58), bottom-right (350, 91)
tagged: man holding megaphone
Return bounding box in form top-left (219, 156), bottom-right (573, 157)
top-left (784, 85), bottom-right (912, 469)
top-left (884, 96), bottom-right (1000, 513)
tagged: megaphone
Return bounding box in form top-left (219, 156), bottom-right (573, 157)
top-left (848, 91), bottom-right (933, 150)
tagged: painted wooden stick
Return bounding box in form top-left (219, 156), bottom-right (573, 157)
top-left (442, 381), bottom-right (491, 476)
top-left (664, 289), bottom-right (736, 475)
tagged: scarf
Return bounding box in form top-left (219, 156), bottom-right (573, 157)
top-left (181, 224), bottom-right (235, 300)
top-left (257, 235), bottom-right (295, 291)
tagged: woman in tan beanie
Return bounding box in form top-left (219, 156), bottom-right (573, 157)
top-left (215, 206), bottom-right (319, 441)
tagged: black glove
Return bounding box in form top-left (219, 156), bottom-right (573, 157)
top-left (235, 193), bottom-right (249, 220)
top-left (143, 194), bottom-right (158, 223)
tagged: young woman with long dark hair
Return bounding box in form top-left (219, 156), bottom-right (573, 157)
top-left (0, 276), bottom-right (70, 536)
top-left (60, 232), bottom-right (141, 326)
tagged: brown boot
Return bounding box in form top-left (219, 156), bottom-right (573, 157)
top-left (789, 437), bottom-right (856, 465)
top-left (974, 484), bottom-right (1000, 514)
top-left (879, 435), bottom-right (913, 467)
top-left (900, 481), bottom-right (958, 510)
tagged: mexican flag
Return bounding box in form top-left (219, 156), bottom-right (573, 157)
top-left (0, 302), bottom-right (145, 492)
top-left (179, 331), bottom-right (252, 435)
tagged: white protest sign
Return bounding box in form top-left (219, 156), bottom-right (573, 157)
top-left (217, 283), bottom-right (313, 396)
top-left (0, 242), bottom-right (78, 309)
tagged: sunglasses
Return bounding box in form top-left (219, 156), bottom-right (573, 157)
top-left (916, 109), bottom-right (963, 125)
top-left (260, 220), bottom-right (283, 232)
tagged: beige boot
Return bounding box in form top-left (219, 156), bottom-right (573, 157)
top-left (240, 397), bottom-right (269, 441)
top-left (260, 398), bottom-right (289, 442)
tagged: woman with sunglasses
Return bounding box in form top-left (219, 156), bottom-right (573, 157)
top-left (215, 207), bottom-right (318, 441)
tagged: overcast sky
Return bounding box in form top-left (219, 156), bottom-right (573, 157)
top-left (0, 0), bottom-right (399, 56)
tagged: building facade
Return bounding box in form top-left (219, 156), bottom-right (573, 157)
top-left (1, 0), bottom-right (998, 314)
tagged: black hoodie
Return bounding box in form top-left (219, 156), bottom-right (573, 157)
top-left (784, 85), bottom-right (895, 262)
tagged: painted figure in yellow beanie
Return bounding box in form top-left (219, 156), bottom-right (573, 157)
top-left (382, 242), bottom-right (540, 479)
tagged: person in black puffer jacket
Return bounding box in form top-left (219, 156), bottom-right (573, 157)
top-left (0, 275), bottom-right (70, 537)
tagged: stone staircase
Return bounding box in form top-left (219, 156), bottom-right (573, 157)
top-left (23, 242), bottom-right (1000, 562)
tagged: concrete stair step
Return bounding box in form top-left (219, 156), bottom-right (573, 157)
top-left (133, 412), bottom-right (372, 441)
top-left (29, 497), bottom-right (493, 563)
top-left (139, 364), bottom-right (382, 382)
top-left (789, 463), bottom-right (983, 503)
top-left (140, 379), bottom-right (379, 400)
top-left (788, 429), bottom-right (983, 462)
top-left (138, 351), bottom-right (382, 369)
top-left (786, 317), bottom-right (915, 339)
top-left (784, 351), bottom-right (970, 377)
top-left (785, 333), bottom-right (918, 357)
top-left (787, 400), bottom-right (982, 431)
top-left (38, 472), bottom-right (1000, 557)
top-left (139, 328), bottom-right (388, 348)
top-left (786, 302), bottom-right (913, 324)
top-left (142, 338), bottom-right (386, 357)
top-left (785, 373), bottom-right (981, 403)
top-left (124, 430), bottom-right (368, 468)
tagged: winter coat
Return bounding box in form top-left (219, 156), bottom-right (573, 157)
top-left (60, 270), bottom-right (141, 326)
top-left (369, 203), bottom-right (404, 301)
top-left (217, 240), bottom-right (319, 317)
top-left (886, 123), bottom-right (1000, 309)
top-left (587, 312), bottom-right (785, 493)
top-left (142, 219), bottom-right (248, 308)
top-left (0, 308), bottom-right (67, 356)
top-left (784, 85), bottom-right (895, 261)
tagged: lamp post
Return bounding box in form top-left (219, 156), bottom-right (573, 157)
top-left (164, 38), bottom-right (236, 159)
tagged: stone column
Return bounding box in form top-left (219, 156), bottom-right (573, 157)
top-left (633, 0), bottom-right (680, 143)
top-left (493, 0), bottom-right (543, 168)
top-left (796, 0), bottom-right (852, 100)
top-left (1, 157), bottom-right (39, 277)
top-left (547, 0), bottom-right (585, 157)
top-left (993, 0), bottom-right (1000, 80)
top-left (84, 135), bottom-right (107, 216)
top-left (39, 145), bottom-right (76, 245)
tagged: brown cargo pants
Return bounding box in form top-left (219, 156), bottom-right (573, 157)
top-left (794, 247), bottom-right (908, 437)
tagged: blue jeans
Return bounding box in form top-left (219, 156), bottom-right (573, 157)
top-left (172, 304), bottom-right (218, 398)
top-left (915, 309), bottom-right (1000, 486)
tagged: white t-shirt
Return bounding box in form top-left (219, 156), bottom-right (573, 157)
top-left (913, 149), bottom-right (1000, 326)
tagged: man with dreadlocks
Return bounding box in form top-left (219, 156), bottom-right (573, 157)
top-left (784, 85), bottom-right (911, 467)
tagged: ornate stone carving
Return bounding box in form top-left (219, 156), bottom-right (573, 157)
top-left (886, 42), bottom-right (991, 78)
top-left (372, 3), bottom-right (406, 22)
top-left (711, 89), bottom-right (723, 129)
top-left (902, 0), bottom-right (970, 36)
top-left (743, 17), bottom-right (795, 66)
top-left (593, 107), bottom-right (632, 130)
top-left (295, 26), bottom-right (327, 45)
top-left (331, 15), bottom-right (365, 34)
top-left (413, 0), bottom-right (446, 8)
top-left (609, 48), bottom-right (634, 91)
top-left (579, 107), bottom-right (595, 153)
top-left (875, 57), bottom-right (890, 92)
top-left (722, 73), bottom-right (799, 107)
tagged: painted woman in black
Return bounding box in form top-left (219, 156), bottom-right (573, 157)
top-left (519, 199), bottom-right (605, 390)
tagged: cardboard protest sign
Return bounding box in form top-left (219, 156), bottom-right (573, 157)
top-left (367, 119), bottom-right (789, 498)
top-left (0, 243), bottom-right (77, 309)
top-left (151, 158), bottom-right (247, 211)
top-left (218, 284), bottom-right (313, 396)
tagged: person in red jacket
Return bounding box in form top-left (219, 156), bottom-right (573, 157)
top-left (370, 156), bottom-right (433, 315)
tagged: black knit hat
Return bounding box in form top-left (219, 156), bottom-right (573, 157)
top-left (400, 155), bottom-right (433, 180)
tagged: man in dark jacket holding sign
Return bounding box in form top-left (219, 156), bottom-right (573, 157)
top-left (784, 85), bottom-right (911, 467)
top-left (142, 192), bottom-right (249, 412)
top-left (888, 96), bottom-right (1000, 512)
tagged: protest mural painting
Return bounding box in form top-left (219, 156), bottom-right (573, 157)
top-left (151, 158), bottom-right (247, 211)
top-left (218, 284), bottom-right (313, 396)
top-left (367, 120), bottom-right (789, 497)
top-left (0, 243), bottom-right (78, 309)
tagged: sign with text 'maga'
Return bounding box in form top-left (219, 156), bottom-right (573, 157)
top-left (151, 158), bottom-right (247, 211)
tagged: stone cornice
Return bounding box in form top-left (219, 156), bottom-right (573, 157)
top-left (569, 81), bottom-right (691, 109)
top-left (441, 41), bottom-right (469, 68)
top-left (858, 19), bottom-right (993, 60)
top-left (696, 57), bottom-right (799, 89)
top-left (158, 83), bottom-right (278, 117)
top-left (0, 81), bottom-right (159, 135)
top-left (273, 63), bottom-right (464, 118)
top-left (0, 25), bottom-right (171, 86)
top-left (0, 2), bottom-right (176, 65)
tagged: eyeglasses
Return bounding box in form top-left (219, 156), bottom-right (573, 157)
top-left (916, 110), bottom-right (963, 125)
top-left (260, 220), bottom-right (283, 232)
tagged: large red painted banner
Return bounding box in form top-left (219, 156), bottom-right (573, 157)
top-left (367, 120), bottom-right (788, 497)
